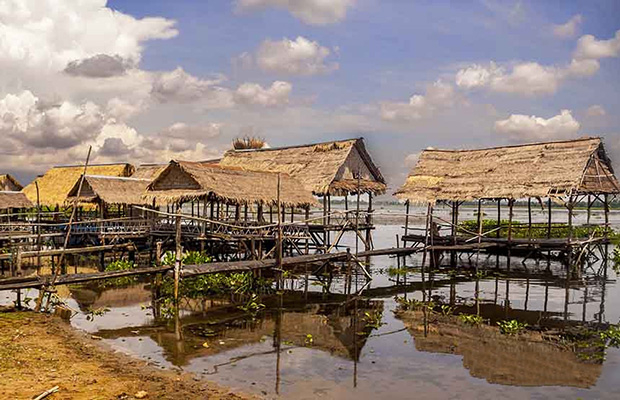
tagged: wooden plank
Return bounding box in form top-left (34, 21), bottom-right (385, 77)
top-left (0, 243), bottom-right (134, 261)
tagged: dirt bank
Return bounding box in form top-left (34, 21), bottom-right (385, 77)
top-left (0, 310), bottom-right (256, 400)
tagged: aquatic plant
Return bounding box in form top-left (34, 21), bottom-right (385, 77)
top-left (458, 314), bottom-right (484, 326)
top-left (497, 319), bottom-right (528, 335)
top-left (304, 334), bottom-right (314, 346)
top-left (438, 305), bottom-right (454, 316)
top-left (237, 294), bottom-right (265, 319)
top-left (85, 306), bottom-right (110, 322)
top-left (395, 297), bottom-right (427, 311)
top-left (363, 310), bottom-right (385, 329)
top-left (386, 266), bottom-right (410, 277)
top-left (459, 219), bottom-right (614, 239)
top-left (98, 260), bottom-right (138, 288)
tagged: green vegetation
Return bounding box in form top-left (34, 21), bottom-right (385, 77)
top-left (98, 260), bottom-right (138, 288)
top-left (363, 310), bottom-right (385, 329)
top-left (85, 306), bottom-right (110, 321)
top-left (458, 314), bottom-right (484, 326)
top-left (459, 219), bottom-right (612, 239)
top-left (497, 319), bottom-right (528, 335)
top-left (564, 325), bottom-right (620, 363)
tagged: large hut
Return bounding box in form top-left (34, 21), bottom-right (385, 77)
top-left (0, 174), bottom-right (23, 191)
top-left (220, 138), bottom-right (386, 250)
top-left (145, 160), bottom-right (318, 220)
top-left (23, 163), bottom-right (135, 208)
top-left (394, 137), bottom-right (620, 258)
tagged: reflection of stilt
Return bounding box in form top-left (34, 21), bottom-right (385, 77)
top-left (174, 303), bottom-right (183, 358)
top-left (274, 293), bottom-right (282, 395)
top-left (564, 264), bottom-right (570, 322)
top-left (599, 244), bottom-right (608, 323)
top-left (353, 297), bottom-right (358, 388)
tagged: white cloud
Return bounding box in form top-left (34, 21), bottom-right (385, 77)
top-left (574, 30), bottom-right (620, 60)
top-left (234, 81), bottom-right (292, 107)
top-left (235, 0), bottom-right (355, 25)
top-left (586, 104), bottom-right (606, 118)
top-left (150, 67), bottom-right (233, 107)
top-left (381, 80), bottom-right (458, 122)
top-left (245, 36), bottom-right (338, 76)
top-left (552, 15), bottom-right (582, 39)
top-left (0, 90), bottom-right (105, 149)
top-left (456, 62), bottom-right (561, 95)
top-left (494, 110), bottom-right (580, 141)
top-left (64, 54), bottom-right (134, 78)
top-left (0, 0), bottom-right (177, 73)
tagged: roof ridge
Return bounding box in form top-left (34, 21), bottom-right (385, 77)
top-left (227, 137), bottom-right (361, 154)
top-left (424, 137), bottom-right (600, 153)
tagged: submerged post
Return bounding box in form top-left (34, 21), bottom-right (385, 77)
top-left (174, 211), bottom-right (182, 303)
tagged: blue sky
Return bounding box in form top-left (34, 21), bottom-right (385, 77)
top-left (0, 0), bottom-right (619, 188)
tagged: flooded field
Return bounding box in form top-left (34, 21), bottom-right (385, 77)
top-left (3, 206), bottom-right (620, 399)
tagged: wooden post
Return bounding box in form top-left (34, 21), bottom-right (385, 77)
top-left (507, 199), bottom-right (514, 243)
top-left (174, 212), bottom-right (182, 303)
top-left (35, 181), bottom-right (41, 273)
top-left (547, 197), bottom-right (552, 239)
top-left (496, 199), bottom-right (501, 238)
top-left (404, 200), bottom-right (410, 238)
top-left (527, 198), bottom-right (532, 240)
top-left (276, 174), bottom-right (283, 287)
top-left (604, 194), bottom-right (610, 239)
top-left (587, 194), bottom-right (592, 226)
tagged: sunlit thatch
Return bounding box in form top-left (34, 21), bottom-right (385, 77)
top-left (232, 136), bottom-right (267, 150)
top-left (0, 191), bottom-right (32, 210)
top-left (131, 164), bottom-right (167, 180)
top-left (0, 174), bottom-right (23, 191)
top-left (145, 160), bottom-right (318, 207)
top-left (66, 175), bottom-right (151, 206)
top-left (22, 163), bottom-right (135, 207)
top-left (395, 137), bottom-right (620, 203)
top-left (220, 138), bottom-right (386, 196)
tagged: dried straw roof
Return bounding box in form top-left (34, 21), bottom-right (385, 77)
top-left (23, 163), bottom-right (135, 207)
top-left (0, 174), bottom-right (23, 191)
top-left (145, 160), bottom-right (318, 207)
top-left (0, 191), bottom-right (32, 210)
top-left (220, 138), bottom-right (386, 196)
top-left (131, 164), bottom-right (167, 180)
top-left (66, 175), bottom-right (151, 206)
top-left (395, 137), bottom-right (620, 203)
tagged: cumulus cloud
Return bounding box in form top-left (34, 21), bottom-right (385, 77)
top-left (0, 90), bottom-right (105, 149)
top-left (380, 81), bottom-right (458, 122)
top-left (247, 36), bottom-right (339, 76)
top-left (234, 81), bottom-right (292, 107)
top-left (64, 54), bottom-right (134, 78)
top-left (552, 15), bottom-right (582, 39)
top-left (586, 104), bottom-right (606, 118)
top-left (494, 110), bottom-right (580, 141)
top-left (235, 0), bottom-right (355, 25)
top-left (0, 0), bottom-right (178, 73)
top-left (573, 30), bottom-right (620, 60)
top-left (150, 67), bottom-right (232, 107)
top-left (99, 137), bottom-right (132, 157)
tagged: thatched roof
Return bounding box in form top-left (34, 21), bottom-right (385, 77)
top-left (0, 191), bottom-right (32, 210)
top-left (23, 163), bottom-right (134, 207)
top-left (145, 160), bottom-right (318, 207)
top-left (66, 175), bottom-right (151, 206)
top-left (0, 174), bottom-right (23, 191)
top-left (395, 137), bottom-right (620, 203)
top-left (219, 138), bottom-right (386, 196)
top-left (131, 164), bottom-right (167, 180)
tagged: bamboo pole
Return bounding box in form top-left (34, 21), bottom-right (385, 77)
top-left (35, 181), bottom-right (41, 272)
top-left (276, 173), bottom-right (282, 280)
top-left (52, 146), bottom-right (92, 283)
top-left (174, 212), bottom-right (182, 303)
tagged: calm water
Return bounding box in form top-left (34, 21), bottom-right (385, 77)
top-left (3, 205), bottom-right (620, 399)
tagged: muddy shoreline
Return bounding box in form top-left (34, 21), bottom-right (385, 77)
top-left (0, 310), bottom-right (256, 400)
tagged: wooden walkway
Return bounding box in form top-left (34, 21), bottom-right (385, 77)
top-left (0, 246), bottom-right (422, 291)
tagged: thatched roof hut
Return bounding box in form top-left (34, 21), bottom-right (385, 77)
top-left (219, 138), bottom-right (386, 196)
top-left (0, 191), bottom-right (32, 210)
top-left (0, 174), bottom-right (23, 191)
top-left (395, 137), bottom-right (620, 203)
top-left (145, 160), bottom-right (318, 207)
top-left (22, 163), bottom-right (135, 207)
top-left (66, 175), bottom-right (151, 206)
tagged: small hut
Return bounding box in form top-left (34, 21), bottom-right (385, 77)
top-left (66, 175), bottom-right (151, 218)
top-left (145, 160), bottom-right (318, 221)
top-left (220, 138), bottom-right (386, 250)
top-left (394, 137), bottom-right (620, 259)
top-left (23, 163), bottom-right (135, 208)
top-left (0, 174), bottom-right (23, 191)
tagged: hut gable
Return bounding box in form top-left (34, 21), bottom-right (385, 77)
top-left (0, 174), bottom-right (23, 191)
top-left (0, 191), bottom-right (32, 210)
top-left (395, 137), bottom-right (620, 203)
top-left (23, 163), bottom-right (135, 207)
top-left (219, 138), bottom-right (386, 196)
top-left (131, 164), bottom-right (167, 181)
top-left (66, 175), bottom-right (151, 206)
top-left (146, 160), bottom-right (318, 207)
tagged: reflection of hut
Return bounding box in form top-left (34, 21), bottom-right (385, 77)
top-left (220, 138), bottom-right (386, 250)
top-left (145, 160), bottom-right (318, 220)
top-left (0, 174), bottom-right (23, 191)
top-left (394, 137), bottom-right (620, 257)
top-left (70, 284), bottom-right (152, 311)
top-left (23, 163), bottom-right (135, 208)
top-left (397, 311), bottom-right (601, 388)
top-left (66, 175), bottom-right (151, 218)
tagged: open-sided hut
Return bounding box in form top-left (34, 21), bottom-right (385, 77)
top-left (394, 137), bottom-right (620, 258)
top-left (131, 164), bottom-right (167, 180)
top-left (220, 138), bottom-right (386, 250)
top-left (23, 163), bottom-right (135, 208)
top-left (0, 174), bottom-right (23, 191)
top-left (0, 191), bottom-right (32, 211)
top-left (66, 175), bottom-right (151, 218)
top-left (145, 160), bottom-right (317, 219)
